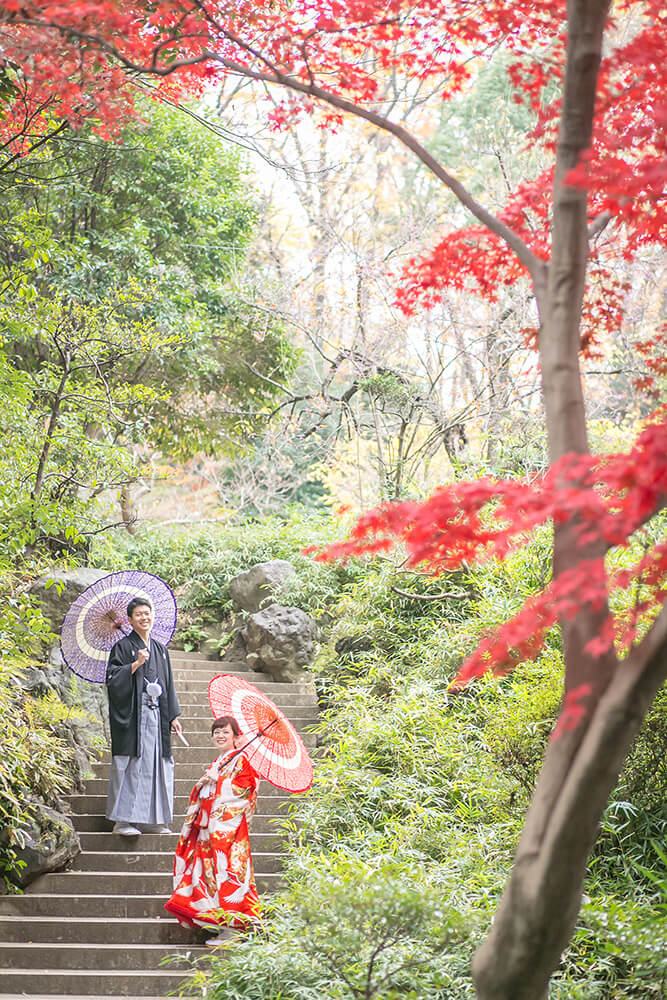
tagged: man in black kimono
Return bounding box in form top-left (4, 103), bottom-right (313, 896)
top-left (105, 596), bottom-right (183, 836)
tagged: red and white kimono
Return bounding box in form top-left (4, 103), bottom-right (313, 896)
top-left (164, 750), bottom-right (261, 929)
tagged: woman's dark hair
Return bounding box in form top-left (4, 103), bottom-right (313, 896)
top-left (211, 715), bottom-right (240, 737)
top-left (127, 597), bottom-right (153, 618)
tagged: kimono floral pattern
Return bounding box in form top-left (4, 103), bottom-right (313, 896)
top-left (164, 750), bottom-right (261, 928)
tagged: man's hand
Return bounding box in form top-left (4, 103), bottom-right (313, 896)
top-left (171, 717), bottom-right (183, 736)
top-left (131, 648), bottom-right (150, 673)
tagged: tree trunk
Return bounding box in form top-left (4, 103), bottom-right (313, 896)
top-left (469, 3), bottom-right (642, 998)
top-left (472, 609), bottom-right (667, 1000)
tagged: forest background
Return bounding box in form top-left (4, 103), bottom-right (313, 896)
top-left (0, 1), bottom-right (666, 998)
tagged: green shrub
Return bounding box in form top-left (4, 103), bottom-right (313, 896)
top-left (481, 649), bottom-right (563, 797)
top-left (186, 860), bottom-right (469, 1000)
top-left (617, 683), bottom-right (667, 813)
top-left (91, 508), bottom-right (361, 623)
top-left (553, 884), bottom-right (667, 999)
top-left (0, 661), bottom-right (90, 881)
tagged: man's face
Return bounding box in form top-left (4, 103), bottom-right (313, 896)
top-left (130, 603), bottom-right (154, 632)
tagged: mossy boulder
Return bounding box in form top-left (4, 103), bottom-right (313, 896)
top-left (12, 800), bottom-right (80, 888)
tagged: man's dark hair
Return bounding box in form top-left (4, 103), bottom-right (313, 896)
top-left (211, 715), bottom-right (240, 737)
top-left (127, 597), bottom-right (153, 618)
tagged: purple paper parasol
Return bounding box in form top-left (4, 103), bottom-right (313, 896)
top-left (60, 571), bottom-right (177, 683)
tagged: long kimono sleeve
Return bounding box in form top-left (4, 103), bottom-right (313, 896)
top-left (164, 647), bottom-right (180, 723)
top-left (230, 755), bottom-right (259, 820)
top-left (182, 778), bottom-right (215, 832)
top-left (105, 640), bottom-right (136, 729)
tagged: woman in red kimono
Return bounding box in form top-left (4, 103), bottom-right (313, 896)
top-left (165, 715), bottom-right (261, 944)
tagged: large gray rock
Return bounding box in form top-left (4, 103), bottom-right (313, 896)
top-left (29, 568), bottom-right (108, 632)
top-left (12, 800), bottom-right (80, 888)
top-left (242, 603), bottom-right (317, 682)
top-left (18, 666), bottom-right (52, 697)
top-left (45, 645), bottom-right (109, 746)
top-left (229, 560), bottom-right (296, 614)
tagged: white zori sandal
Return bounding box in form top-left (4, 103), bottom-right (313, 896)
top-left (112, 823), bottom-right (141, 836)
top-left (205, 933), bottom-right (230, 947)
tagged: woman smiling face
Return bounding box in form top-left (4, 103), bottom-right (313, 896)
top-left (212, 723), bottom-right (237, 754)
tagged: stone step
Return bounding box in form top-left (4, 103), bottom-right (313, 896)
top-left (174, 677), bottom-right (317, 705)
top-left (0, 970), bottom-right (192, 996)
top-left (171, 656), bottom-right (252, 667)
top-left (164, 730), bottom-right (318, 746)
top-left (68, 793), bottom-right (295, 815)
top-left (80, 776), bottom-right (294, 797)
top-left (89, 760), bottom-right (314, 786)
top-left (96, 735), bottom-right (317, 762)
top-left (0, 916), bottom-right (199, 945)
top-left (176, 692), bottom-right (318, 707)
top-left (182, 665), bottom-right (262, 673)
top-left (24, 871), bottom-right (282, 895)
top-left (71, 812), bottom-right (290, 833)
top-left (176, 709), bottom-right (318, 725)
top-left (0, 893), bottom-right (234, 919)
top-left (176, 705), bottom-right (319, 719)
top-left (104, 757), bottom-right (318, 778)
top-left (0, 996), bottom-right (175, 1000)
top-left (0, 942), bottom-right (205, 971)
top-left (78, 830), bottom-right (283, 852)
top-left (181, 668), bottom-right (251, 677)
top-left (94, 747), bottom-right (325, 780)
top-left (72, 849), bottom-right (283, 873)
top-left (172, 673), bottom-right (316, 690)
top-left (171, 731), bottom-right (318, 745)
top-left (172, 667), bottom-right (275, 680)
top-left (161, 727), bottom-right (319, 743)
top-left (172, 678), bottom-right (316, 693)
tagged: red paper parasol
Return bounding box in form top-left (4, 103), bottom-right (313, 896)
top-left (60, 570), bottom-right (177, 684)
top-left (208, 674), bottom-right (313, 793)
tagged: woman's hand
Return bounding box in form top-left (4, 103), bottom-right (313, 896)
top-left (194, 766), bottom-right (217, 791)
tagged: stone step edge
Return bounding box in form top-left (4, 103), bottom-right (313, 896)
top-left (0, 915), bottom-right (189, 923)
top-left (0, 971), bottom-right (194, 978)
top-left (170, 676), bottom-right (307, 682)
top-left (0, 968), bottom-right (196, 976)
top-left (71, 850), bottom-right (280, 860)
top-left (27, 867), bottom-right (279, 876)
top-left (70, 811), bottom-right (290, 818)
top-left (0, 900), bottom-right (258, 908)
top-left (0, 942), bottom-right (206, 952)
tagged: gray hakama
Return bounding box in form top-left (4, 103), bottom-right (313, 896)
top-left (105, 630), bottom-right (180, 827)
top-left (106, 692), bottom-right (175, 825)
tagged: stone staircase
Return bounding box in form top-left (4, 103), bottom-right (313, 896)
top-left (0, 652), bottom-right (319, 1000)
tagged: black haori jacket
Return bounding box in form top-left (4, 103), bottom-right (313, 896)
top-left (105, 631), bottom-right (180, 758)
